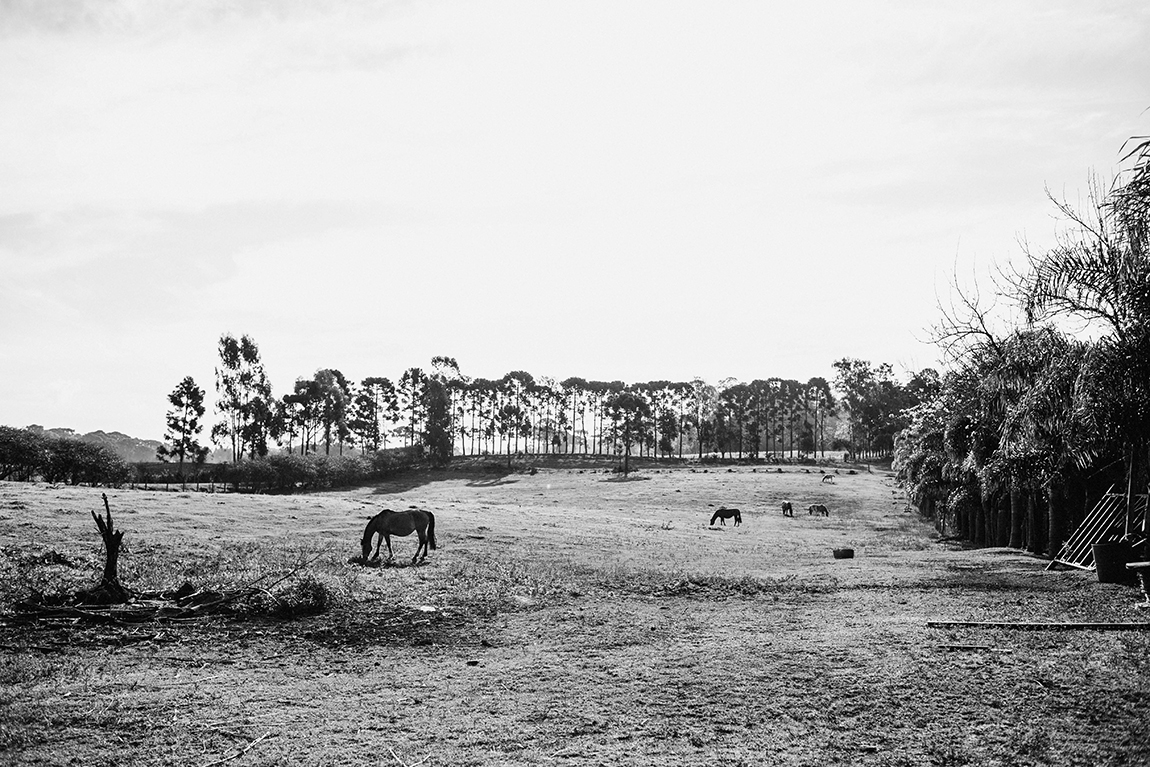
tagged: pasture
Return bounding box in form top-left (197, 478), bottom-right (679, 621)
top-left (1, 462), bottom-right (1148, 766)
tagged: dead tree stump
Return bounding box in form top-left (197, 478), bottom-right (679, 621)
top-left (81, 493), bottom-right (129, 604)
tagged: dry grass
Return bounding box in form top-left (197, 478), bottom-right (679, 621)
top-left (1, 465), bottom-right (1148, 766)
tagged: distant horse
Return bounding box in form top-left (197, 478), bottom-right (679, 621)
top-left (361, 509), bottom-right (437, 564)
top-left (710, 507), bottom-right (742, 526)
top-left (821, 474), bottom-right (835, 484)
top-left (808, 503), bottom-right (829, 517)
top-left (781, 501), bottom-right (793, 517)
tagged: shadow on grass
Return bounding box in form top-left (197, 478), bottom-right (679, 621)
top-left (601, 475), bottom-right (652, 483)
top-left (367, 466), bottom-right (520, 495)
top-left (466, 478), bottom-right (520, 488)
top-left (369, 473), bottom-right (446, 495)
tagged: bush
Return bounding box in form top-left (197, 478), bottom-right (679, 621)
top-left (41, 436), bottom-right (127, 486)
top-left (312, 454), bottom-right (370, 489)
top-left (371, 444), bottom-right (423, 476)
top-left (0, 426), bottom-right (49, 481)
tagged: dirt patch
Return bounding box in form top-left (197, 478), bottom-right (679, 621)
top-left (1, 467), bottom-right (1148, 765)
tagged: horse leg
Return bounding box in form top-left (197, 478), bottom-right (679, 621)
top-left (371, 533), bottom-right (383, 560)
top-left (384, 534), bottom-right (394, 562)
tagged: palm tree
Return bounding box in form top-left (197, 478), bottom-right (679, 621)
top-left (1019, 179), bottom-right (1150, 554)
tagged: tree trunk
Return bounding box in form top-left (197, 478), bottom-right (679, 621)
top-left (1026, 491), bottom-right (1043, 555)
top-left (1008, 484), bottom-right (1024, 549)
top-left (1047, 479), bottom-right (1067, 560)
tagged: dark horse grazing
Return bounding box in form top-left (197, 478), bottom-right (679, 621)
top-left (808, 503), bottom-right (829, 516)
top-left (710, 507), bottom-right (742, 526)
top-left (781, 501), bottom-right (793, 517)
top-left (361, 509), bottom-right (437, 564)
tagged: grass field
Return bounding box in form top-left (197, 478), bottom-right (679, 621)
top-left (2, 460), bottom-right (1148, 766)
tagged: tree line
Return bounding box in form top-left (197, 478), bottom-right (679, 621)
top-left (895, 130), bottom-right (1150, 561)
top-left (154, 337), bottom-right (938, 476)
top-left (0, 425), bottom-right (130, 486)
top-left (0, 340), bottom-right (935, 488)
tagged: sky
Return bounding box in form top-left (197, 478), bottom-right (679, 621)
top-left (1, 0), bottom-right (1148, 442)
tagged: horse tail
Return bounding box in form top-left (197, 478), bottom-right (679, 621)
top-left (426, 510), bottom-right (437, 550)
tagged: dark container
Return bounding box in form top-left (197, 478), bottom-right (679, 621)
top-left (1092, 541), bottom-right (1132, 584)
top-left (833, 548), bottom-right (855, 560)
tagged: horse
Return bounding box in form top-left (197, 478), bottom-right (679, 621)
top-left (808, 503), bottom-right (829, 516)
top-left (710, 507), bottom-right (742, 526)
top-left (781, 501), bottom-right (793, 517)
top-left (361, 508), bottom-right (437, 565)
top-left (821, 474), bottom-right (835, 484)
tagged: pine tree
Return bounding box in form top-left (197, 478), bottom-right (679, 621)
top-left (157, 376), bottom-right (209, 488)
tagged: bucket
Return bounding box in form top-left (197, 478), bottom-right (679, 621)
top-left (1092, 541), bottom-right (1132, 584)
top-left (832, 548), bottom-right (855, 559)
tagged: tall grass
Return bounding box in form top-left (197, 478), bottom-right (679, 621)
top-left (0, 538), bottom-right (360, 618)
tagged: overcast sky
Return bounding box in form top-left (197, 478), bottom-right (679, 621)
top-left (1, 0), bottom-right (1147, 441)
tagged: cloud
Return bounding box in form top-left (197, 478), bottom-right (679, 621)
top-left (0, 201), bottom-right (395, 333)
top-left (0, 0), bottom-right (408, 37)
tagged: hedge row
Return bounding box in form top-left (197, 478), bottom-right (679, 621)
top-left (205, 447), bottom-right (425, 493)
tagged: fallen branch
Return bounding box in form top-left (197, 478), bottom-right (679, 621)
top-left (388, 747), bottom-right (430, 767)
top-left (937, 644), bottom-right (1012, 652)
top-left (172, 550), bottom-right (328, 619)
top-left (927, 620), bottom-right (1150, 631)
top-left (10, 602), bottom-right (126, 624)
top-left (200, 731), bottom-right (272, 767)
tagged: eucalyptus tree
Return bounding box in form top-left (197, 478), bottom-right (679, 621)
top-left (688, 378), bottom-right (717, 458)
top-left (669, 381), bottom-right (693, 458)
top-left (604, 389), bottom-right (652, 475)
top-left (465, 378), bottom-right (497, 455)
top-left (422, 377), bottom-right (453, 467)
top-left (832, 361), bottom-right (919, 460)
top-left (157, 376), bottom-right (210, 486)
top-left (638, 381), bottom-right (675, 459)
top-left (532, 377), bottom-right (564, 453)
top-left (657, 406), bottom-right (679, 458)
top-left (430, 356), bottom-right (466, 454)
top-left (717, 381), bottom-right (753, 458)
top-left (284, 378), bottom-right (322, 455)
top-left (279, 392), bottom-right (303, 454)
top-left (581, 381), bottom-right (619, 455)
top-left (806, 377), bottom-right (835, 457)
top-left (211, 333), bottom-right (275, 462)
top-left (755, 378), bottom-right (783, 457)
top-left (499, 371), bottom-right (535, 454)
top-left (350, 376), bottom-right (399, 453)
top-left (560, 377), bottom-right (589, 454)
top-left (397, 367), bottom-right (426, 448)
top-left (312, 369), bottom-right (352, 455)
top-left (774, 379), bottom-right (805, 458)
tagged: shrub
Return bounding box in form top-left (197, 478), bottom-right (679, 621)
top-left (40, 437), bottom-right (128, 487)
top-left (0, 426), bottom-right (49, 481)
